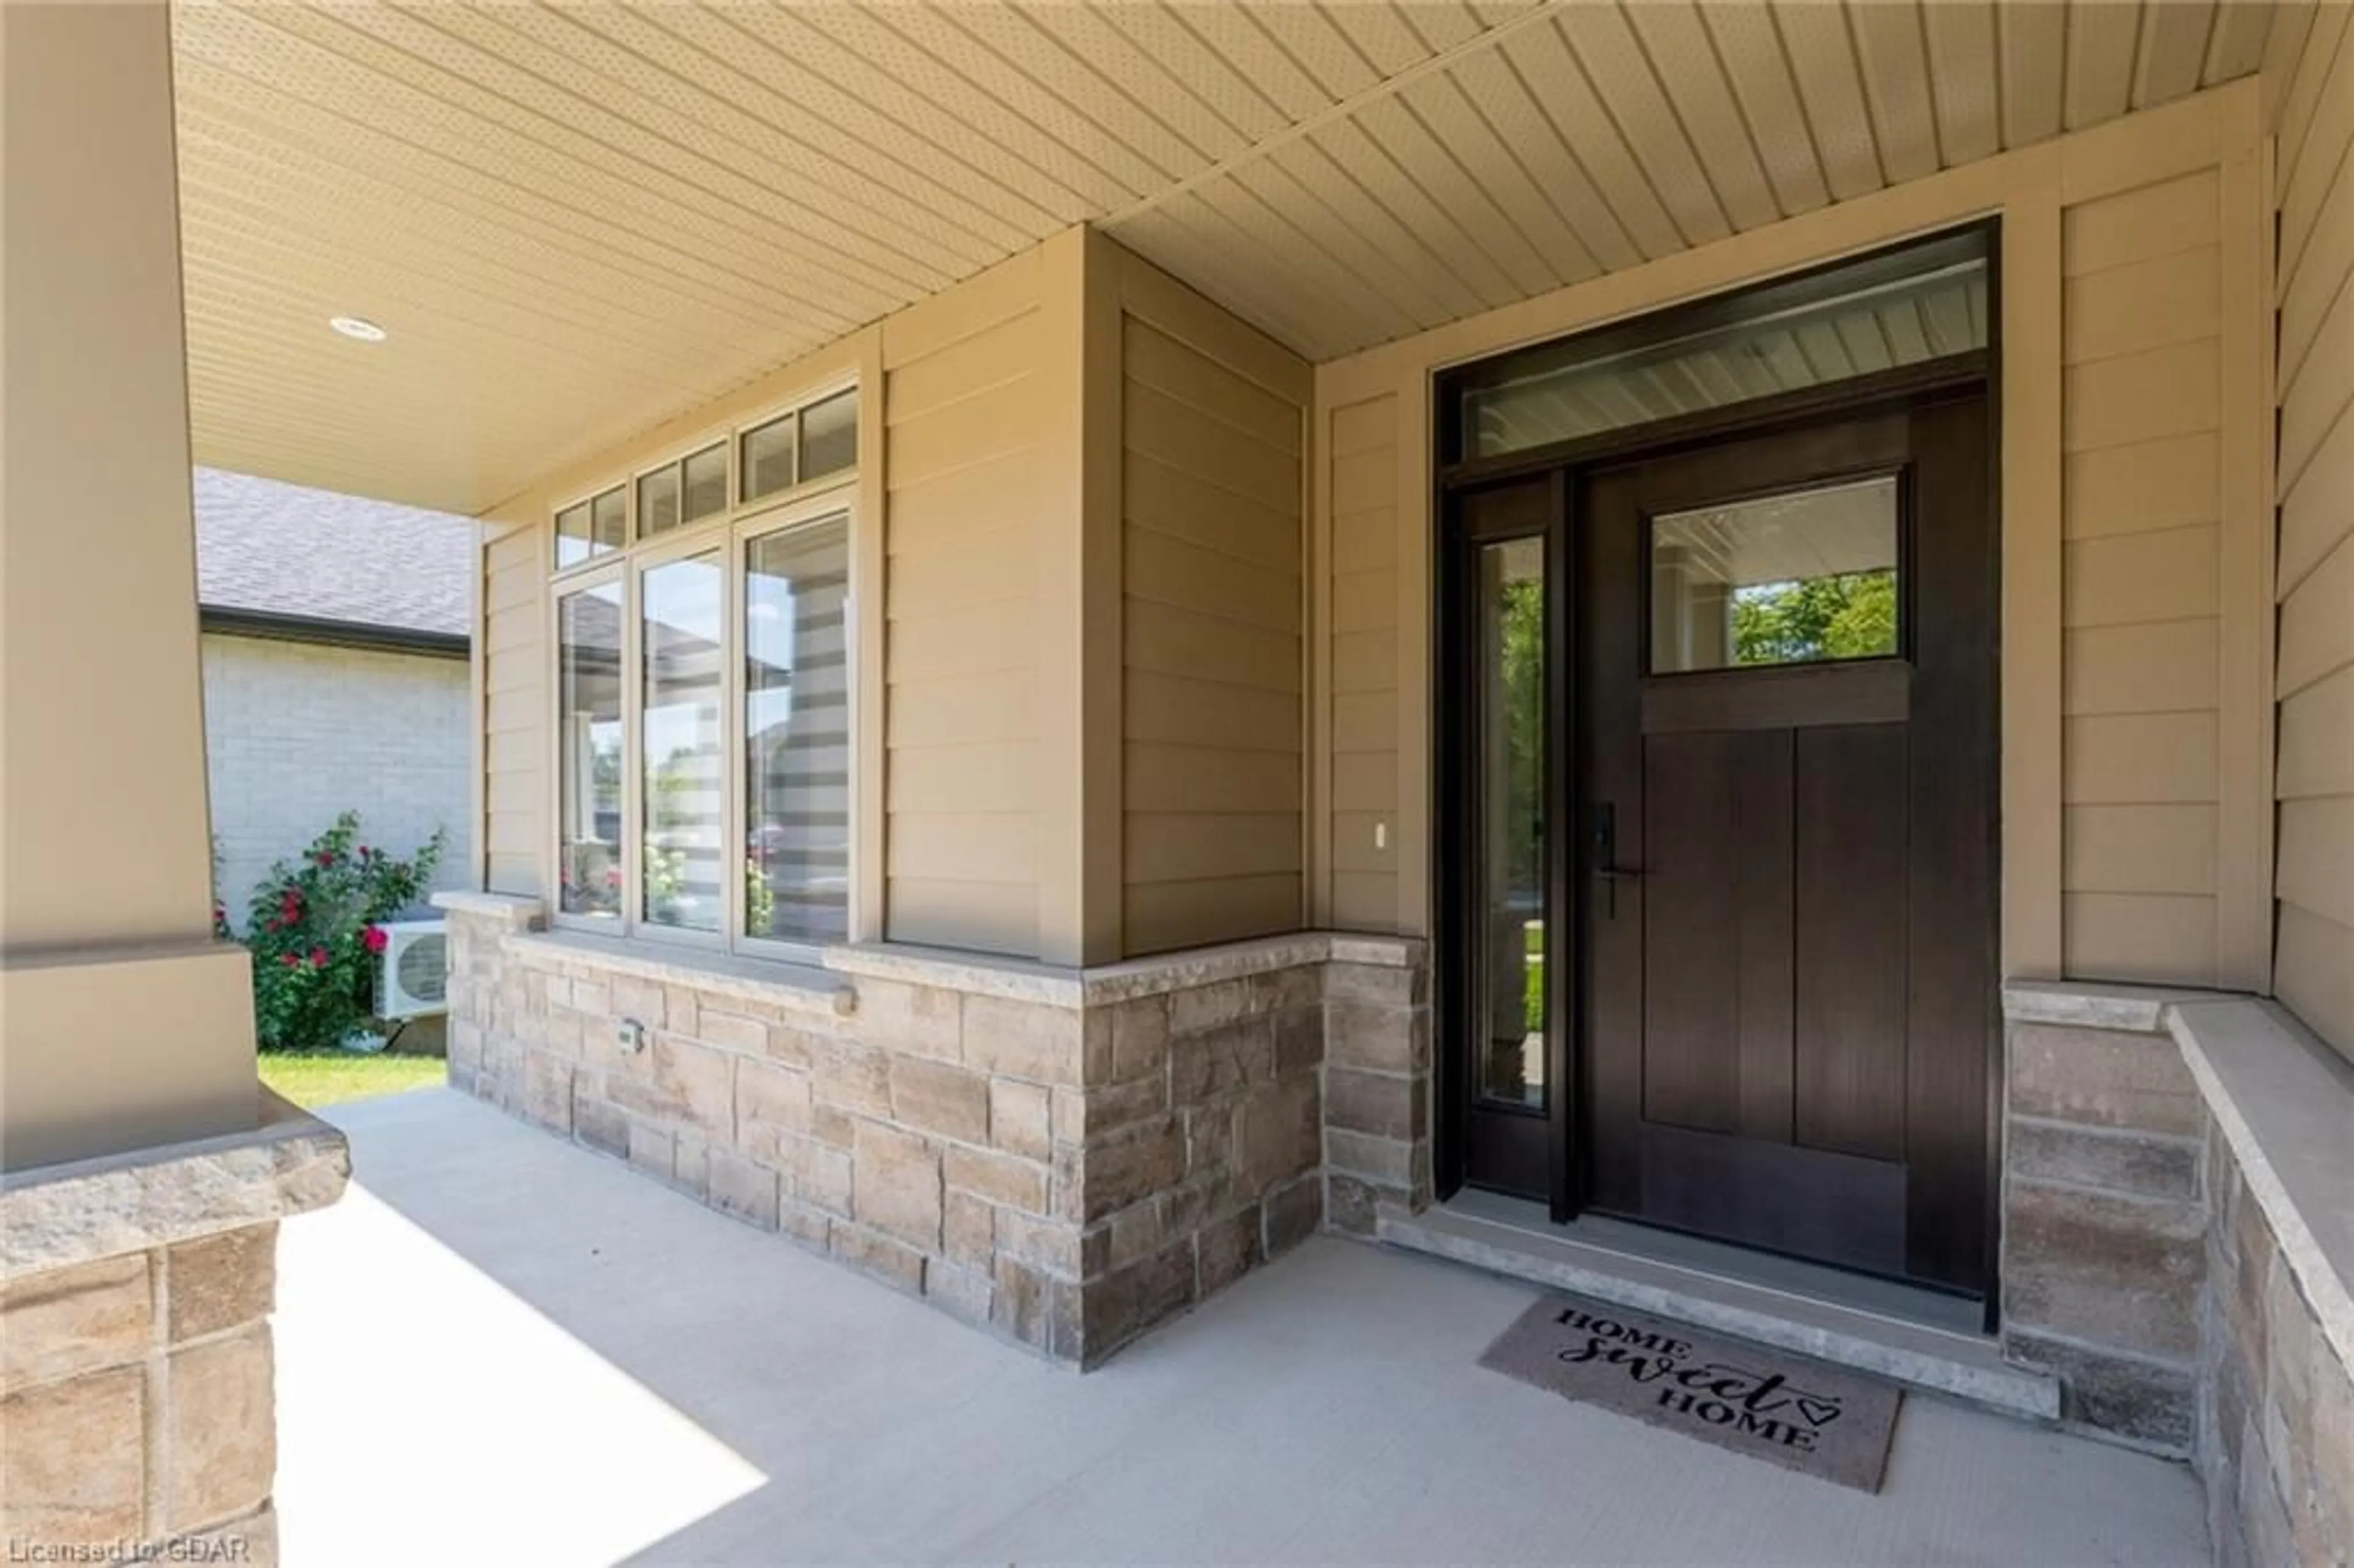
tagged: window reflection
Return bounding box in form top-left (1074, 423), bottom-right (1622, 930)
top-left (741, 416), bottom-right (796, 503)
top-left (642, 554), bottom-right (725, 932)
top-left (557, 583), bottom-right (623, 919)
top-left (744, 519), bottom-right (851, 945)
top-left (556, 485), bottom-right (625, 569)
top-left (1478, 536), bottom-right (1546, 1108)
top-left (799, 389), bottom-right (858, 482)
top-left (1651, 475), bottom-right (1899, 674)
top-left (1462, 235), bottom-right (1987, 460)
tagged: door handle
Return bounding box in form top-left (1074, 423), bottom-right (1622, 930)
top-left (1590, 804), bottom-right (1640, 917)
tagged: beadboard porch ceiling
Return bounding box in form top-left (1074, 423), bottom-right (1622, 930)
top-left (172, 1), bottom-right (2303, 516)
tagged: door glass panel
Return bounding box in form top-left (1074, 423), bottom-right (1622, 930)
top-left (1459, 230), bottom-right (1986, 459)
top-left (556, 583), bottom-right (623, 919)
top-left (642, 554), bottom-right (725, 932)
top-left (1650, 474), bottom-right (1899, 674)
top-left (744, 517), bottom-right (851, 946)
top-left (1477, 536), bottom-right (1547, 1108)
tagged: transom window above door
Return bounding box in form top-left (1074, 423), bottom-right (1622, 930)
top-left (1447, 228), bottom-right (1989, 465)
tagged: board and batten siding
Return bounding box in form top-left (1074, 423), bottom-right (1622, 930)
top-left (2272, 10), bottom-right (2354, 1064)
top-left (878, 246), bottom-right (1056, 957)
top-left (481, 517), bottom-right (546, 899)
top-left (2057, 169), bottom-right (2233, 984)
top-left (1322, 395), bottom-right (1403, 934)
top-left (1116, 254), bottom-right (1310, 956)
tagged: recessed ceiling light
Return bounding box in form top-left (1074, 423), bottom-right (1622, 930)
top-left (329, 316), bottom-right (387, 342)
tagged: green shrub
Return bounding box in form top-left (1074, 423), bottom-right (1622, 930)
top-left (242, 813), bottom-right (444, 1052)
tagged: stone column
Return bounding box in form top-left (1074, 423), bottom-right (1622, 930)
top-left (1, 3), bottom-right (261, 1165)
top-left (0, 1109), bottom-right (348, 1560)
top-left (1, 7), bottom-right (350, 1561)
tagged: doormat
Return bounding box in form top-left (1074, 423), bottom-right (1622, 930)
top-left (1478, 1295), bottom-right (1902, 1493)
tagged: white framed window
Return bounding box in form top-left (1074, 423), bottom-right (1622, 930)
top-left (554, 484), bottom-right (625, 569)
top-left (741, 508), bottom-right (851, 951)
top-left (638, 441), bottom-right (728, 541)
top-left (555, 574), bottom-right (625, 921)
top-left (547, 379), bottom-right (861, 962)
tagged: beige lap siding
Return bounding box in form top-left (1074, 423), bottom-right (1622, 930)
top-left (1320, 394), bottom-right (1403, 934)
top-left (2271, 11), bottom-right (2354, 1065)
top-left (880, 249), bottom-right (1056, 956)
top-left (1115, 253), bottom-right (1311, 957)
top-left (481, 519), bottom-right (546, 899)
top-left (2058, 170), bottom-right (2233, 986)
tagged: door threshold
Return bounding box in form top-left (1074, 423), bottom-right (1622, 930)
top-left (1380, 1193), bottom-right (2059, 1423)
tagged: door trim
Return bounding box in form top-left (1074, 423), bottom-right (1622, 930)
top-left (1434, 367), bottom-right (2001, 1300)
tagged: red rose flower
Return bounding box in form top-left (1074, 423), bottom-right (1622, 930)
top-left (279, 953), bottom-right (300, 968)
top-left (309, 946), bottom-right (329, 968)
top-left (363, 925), bottom-right (389, 954)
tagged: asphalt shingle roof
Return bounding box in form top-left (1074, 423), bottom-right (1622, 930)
top-left (194, 468), bottom-right (473, 639)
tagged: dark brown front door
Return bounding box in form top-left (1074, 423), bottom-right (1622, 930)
top-left (1578, 395), bottom-right (1996, 1295)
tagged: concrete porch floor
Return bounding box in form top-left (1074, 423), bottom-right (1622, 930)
top-left (278, 1089), bottom-right (2207, 1566)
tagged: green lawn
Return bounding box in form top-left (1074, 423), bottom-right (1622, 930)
top-left (259, 1051), bottom-right (444, 1110)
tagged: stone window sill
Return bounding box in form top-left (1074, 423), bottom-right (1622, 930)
top-left (438, 887), bottom-right (1426, 1013)
top-left (822, 930), bottom-right (1425, 1006)
top-left (506, 928), bottom-right (856, 1019)
top-left (2005, 981), bottom-right (2354, 1372)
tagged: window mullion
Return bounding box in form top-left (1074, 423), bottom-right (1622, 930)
top-left (724, 530), bottom-right (747, 953)
top-left (622, 564), bottom-right (643, 938)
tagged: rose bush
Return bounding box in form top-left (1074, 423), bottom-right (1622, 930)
top-left (239, 812), bottom-right (444, 1051)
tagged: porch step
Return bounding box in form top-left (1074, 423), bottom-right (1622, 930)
top-left (1378, 1203), bottom-right (2061, 1423)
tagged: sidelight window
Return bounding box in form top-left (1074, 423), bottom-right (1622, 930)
top-left (1474, 536), bottom-right (1549, 1108)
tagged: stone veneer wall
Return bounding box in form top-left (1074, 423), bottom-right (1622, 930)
top-left (0, 1099), bottom-right (348, 1564)
top-left (1, 1230), bottom-right (280, 1556)
top-left (1999, 1012), bottom-right (2208, 1451)
top-left (442, 896), bottom-right (1422, 1367)
top-left (1320, 948), bottom-right (1434, 1235)
top-left (2201, 1112), bottom-right (2353, 1567)
top-left (2002, 986), bottom-right (2353, 1567)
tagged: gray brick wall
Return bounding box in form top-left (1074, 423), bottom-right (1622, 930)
top-left (202, 633), bottom-right (470, 924)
